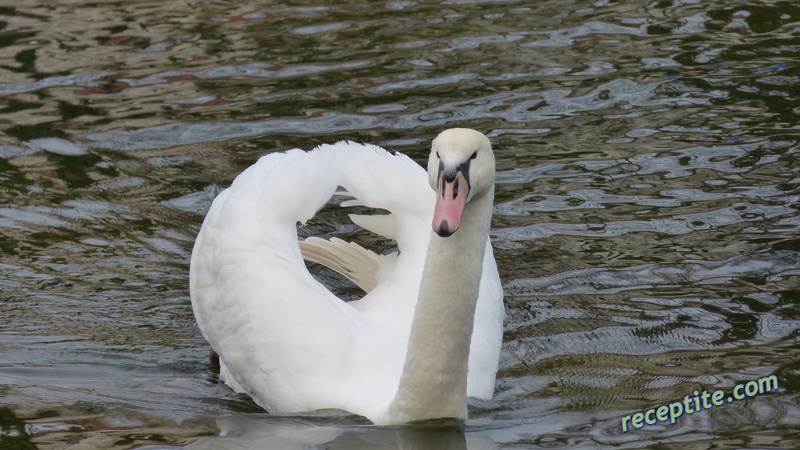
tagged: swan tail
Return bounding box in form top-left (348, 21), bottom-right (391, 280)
top-left (299, 237), bottom-right (382, 293)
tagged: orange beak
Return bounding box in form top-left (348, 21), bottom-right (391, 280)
top-left (432, 170), bottom-right (469, 237)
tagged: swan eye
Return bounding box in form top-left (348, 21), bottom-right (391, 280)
top-left (436, 151), bottom-right (440, 159)
top-left (470, 151), bottom-right (477, 160)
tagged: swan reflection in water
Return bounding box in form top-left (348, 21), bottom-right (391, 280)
top-left (188, 415), bottom-right (499, 450)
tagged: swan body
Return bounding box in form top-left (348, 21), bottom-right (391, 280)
top-left (190, 128), bottom-right (504, 425)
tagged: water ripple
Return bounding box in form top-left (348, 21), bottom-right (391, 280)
top-left (120, 60), bottom-right (371, 87)
top-left (0, 72), bottom-right (115, 95)
top-left (495, 185), bottom-right (793, 215)
top-left (494, 202), bottom-right (797, 242)
top-left (83, 77), bottom-right (694, 151)
top-left (498, 141), bottom-right (783, 185)
top-left (505, 251), bottom-right (800, 297)
top-left (522, 21), bottom-right (648, 47)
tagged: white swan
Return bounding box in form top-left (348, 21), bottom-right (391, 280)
top-left (189, 128), bottom-right (504, 425)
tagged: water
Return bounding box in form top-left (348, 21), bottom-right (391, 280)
top-left (1, 0), bottom-right (798, 448)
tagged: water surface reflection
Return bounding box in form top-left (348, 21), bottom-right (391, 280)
top-left (1, 0), bottom-right (798, 448)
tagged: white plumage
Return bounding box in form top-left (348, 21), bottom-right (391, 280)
top-left (190, 129), bottom-right (504, 424)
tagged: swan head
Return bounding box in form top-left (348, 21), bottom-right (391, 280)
top-left (427, 128), bottom-right (495, 237)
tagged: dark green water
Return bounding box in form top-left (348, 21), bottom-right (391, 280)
top-left (1, 0), bottom-right (798, 448)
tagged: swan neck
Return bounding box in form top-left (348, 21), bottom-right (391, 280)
top-left (385, 188), bottom-right (493, 424)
